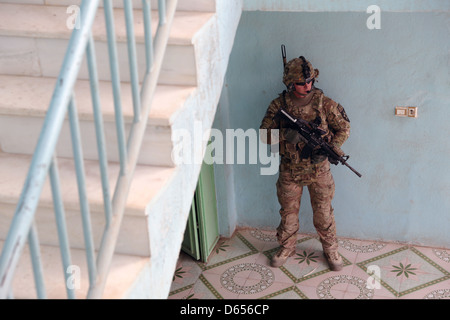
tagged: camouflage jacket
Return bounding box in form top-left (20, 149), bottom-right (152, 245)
top-left (260, 88), bottom-right (351, 168)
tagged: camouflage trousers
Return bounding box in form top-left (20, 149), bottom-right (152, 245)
top-left (275, 159), bottom-right (338, 252)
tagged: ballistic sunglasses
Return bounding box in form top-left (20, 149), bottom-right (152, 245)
top-left (295, 78), bottom-right (313, 86)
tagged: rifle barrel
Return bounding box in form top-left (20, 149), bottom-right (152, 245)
top-left (343, 162), bottom-right (362, 178)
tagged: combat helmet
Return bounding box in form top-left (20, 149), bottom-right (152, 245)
top-left (283, 56), bottom-right (319, 92)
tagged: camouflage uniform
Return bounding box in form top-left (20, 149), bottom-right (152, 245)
top-left (260, 56), bottom-right (351, 268)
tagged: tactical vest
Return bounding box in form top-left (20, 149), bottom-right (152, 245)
top-left (279, 89), bottom-right (328, 165)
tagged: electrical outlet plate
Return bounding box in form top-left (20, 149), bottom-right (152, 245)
top-left (395, 106), bottom-right (418, 118)
top-left (408, 106), bottom-right (418, 118)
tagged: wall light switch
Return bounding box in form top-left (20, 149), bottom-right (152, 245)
top-left (395, 106), bottom-right (408, 117)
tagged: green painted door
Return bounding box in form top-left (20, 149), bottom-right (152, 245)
top-left (182, 161), bottom-right (219, 262)
top-left (181, 200), bottom-right (201, 260)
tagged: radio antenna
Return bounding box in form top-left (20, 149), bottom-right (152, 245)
top-left (281, 44), bottom-right (287, 68)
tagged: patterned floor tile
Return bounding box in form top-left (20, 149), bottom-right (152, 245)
top-left (198, 255), bottom-right (275, 299)
top-left (259, 285), bottom-right (308, 299)
top-left (198, 232), bottom-right (258, 271)
top-left (413, 245), bottom-right (450, 271)
top-left (339, 238), bottom-right (401, 264)
top-left (169, 252), bottom-right (204, 296)
top-left (423, 288), bottom-right (450, 299)
top-left (236, 280), bottom-right (294, 300)
top-left (420, 278), bottom-right (450, 300)
top-left (298, 279), bottom-right (348, 299)
top-left (188, 273), bottom-right (229, 299)
top-left (168, 285), bottom-right (195, 299)
top-left (200, 252), bottom-right (262, 277)
top-left (294, 283), bottom-right (320, 299)
top-left (399, 278), bottom-right (450, 299)
top-left (349, 264), bottom-right (398, 299)
top-left (316, 274), bottom-right (375, 299)
top-left (237, 228), bottom-right (279, 252)
top-left (201, 253), bottom-right (296, 299)
top-left (432, 248), bottom-right (450, 264)
top-left (357, 246), bottom-right (450, 298)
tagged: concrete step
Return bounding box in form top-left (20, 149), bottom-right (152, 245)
top-left (0, 74), bottom-right (196, 166)
top-left (0, 0), bottom-right (216, 12)
top-left (0, 3), bottom-right (214, 85)
top-left (0, 240), bottom-right (150, 299)
top-left (0, 152), bottom-right (176, 256)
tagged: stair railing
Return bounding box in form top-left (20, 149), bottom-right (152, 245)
top-left (0, 0), bottom-right (177, 299)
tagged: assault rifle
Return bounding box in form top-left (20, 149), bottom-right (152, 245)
top-left (278, 106), bottom-right (362, 178)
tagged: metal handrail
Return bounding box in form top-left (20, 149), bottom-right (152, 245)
top-left (0, 0), bottom-right (178, 299)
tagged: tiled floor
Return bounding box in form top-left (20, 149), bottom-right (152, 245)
top-left (168, 228), bottom-right (450, 299)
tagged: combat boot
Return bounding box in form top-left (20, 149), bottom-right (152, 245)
top-left (270, 247), bottom-right (295, 268)
top-left (323, 250), bottom-right (343, 271)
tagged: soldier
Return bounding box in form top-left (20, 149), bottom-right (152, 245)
top-left (260, 55), bottom-right (351, 271)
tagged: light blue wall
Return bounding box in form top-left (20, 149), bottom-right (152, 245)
top-left (243, 0), bottom-right (450, 12)
top-left (213, 6), bottom-right (450, 248)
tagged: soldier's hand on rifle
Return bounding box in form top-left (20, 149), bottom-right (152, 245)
top-left (332, 144), bottom-right (345, 157)
top-left (311, 148), bottom-right (328, 164)
top-left (284, 128), bottom-right (302, 144)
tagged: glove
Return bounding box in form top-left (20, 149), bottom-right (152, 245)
top-left (284, 128), bottom-right (302, 144)
top-left (311, 148), bottom-right (328, 164)
top-left (332, 144), bottom-right (345, 157)
top-left (311, 145), bottom-right (346, 164)
top-left (327, 144), bottom-right (346, 165)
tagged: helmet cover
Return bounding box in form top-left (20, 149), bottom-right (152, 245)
top-left (283, 56), bottom-right (319, 89)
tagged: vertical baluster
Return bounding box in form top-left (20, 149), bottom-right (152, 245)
top-left (142, 0), bottom-right (154, 74)
top-left (123, 0), bottom-right (141, 123)
top-left (68, 95), bottom-right (97, 288)
top-left (103, 0), bottom-right (127, 174)
top-left (49, 155), bottom-right (76, 299)
top-left (158, 0), bottom-right (166, 25)
top-left (86, 32), bottom-right (113, 226)
top-left (87, 0), bottom-right (179, 299)
top-left (28, 222), bottom-right (46, 299)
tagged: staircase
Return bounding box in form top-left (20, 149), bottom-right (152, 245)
top-left (0, 0), bottom-right (238, 299)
